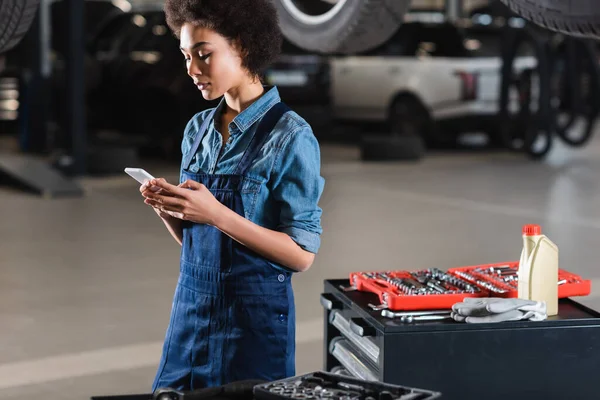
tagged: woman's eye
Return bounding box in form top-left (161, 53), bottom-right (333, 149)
top-left (199, 53), bottom-right (211, 61)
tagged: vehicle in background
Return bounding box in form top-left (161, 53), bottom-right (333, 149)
top-left (263, 38), bottom-right (331, 134)
top-left (271, 0), bottom-right (600, 55)
top-left (2, 1), bottom-right (600, 70)
top-left (329, 17), bottom-right (537, 147)
top-left (87, 5), bottom-right (332, 154)
top-left (71, 2), bottom-right (330, 158)
top-left (265, 39), bottom-right (329, 105)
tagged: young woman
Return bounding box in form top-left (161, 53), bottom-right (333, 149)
top-left (139, 0), bottom-right (325, 392)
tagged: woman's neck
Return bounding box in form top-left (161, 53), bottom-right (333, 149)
top-left (224, 79), bottom-right (265, 115)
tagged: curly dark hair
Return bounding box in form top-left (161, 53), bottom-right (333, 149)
top-left (164, 0), bottom-right (282, 77)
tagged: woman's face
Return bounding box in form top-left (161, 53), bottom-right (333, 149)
top-left (179, 23), bottom-right (249, 101)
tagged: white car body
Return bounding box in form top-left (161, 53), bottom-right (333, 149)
top-left (330, 53), bottom-right (537, 125)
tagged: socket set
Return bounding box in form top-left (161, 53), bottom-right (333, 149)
top-left (253, 371), bottom-right (441, 400)
top-left (448, 261), bottom-right (592, 299)
top-left (347, 268), bottom-right (487, 311)
top-left (348, 261), bottom-right (591, 311)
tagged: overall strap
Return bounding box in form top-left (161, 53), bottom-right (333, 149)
top-left (233, 102), bottom-right (291, 176)
top-left (182, 108), bottom-right (217, 170)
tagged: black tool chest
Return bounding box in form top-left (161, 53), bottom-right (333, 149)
top-left (321, 279), bottom-right (600, 400)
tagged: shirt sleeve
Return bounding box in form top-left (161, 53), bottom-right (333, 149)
top-left (270, 126), bottom-right (325, 254)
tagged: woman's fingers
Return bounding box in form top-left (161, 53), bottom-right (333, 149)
top-left (140, 182), bottom-right (162, 195)
top-left (145, 195), bottom-right (185, 210)
top-left (151, 179), bottom-right (188, 198)
top-left (145, 198), bottom-right (185, 220)
top-left (179, 179), bottom-right (201, 190)
top-left (142, 178), bottom-right (183, 198)
top-left (151, 178), bottom-right (167, 192)
top-left (142, 187), bottom-right (165, 198)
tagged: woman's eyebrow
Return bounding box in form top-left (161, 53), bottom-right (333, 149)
top-left (180, 42), bottom-right (210, 51)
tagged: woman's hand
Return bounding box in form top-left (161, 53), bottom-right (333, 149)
top-left (140, 178), bottom-right (177, 219)
top-left (143, 179), bottom-right (225, 225)
top-left (142, 180), bottom-right (315, 272)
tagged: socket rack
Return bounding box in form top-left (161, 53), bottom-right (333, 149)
top-left (253, 371), bottom-right (441, 400)
top-left (348, 261), bottom-right (591, 311)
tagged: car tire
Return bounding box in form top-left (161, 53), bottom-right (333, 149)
top-left (552, 38), bottom-right (600, 147)
top-left (388, 94), bottom-right (451, 147)
top-left (525, 127), bottom-right (553, 160)
top-left (0, 0), bottom-right (40, 54)
top-left (500, 0), bottom-right (600, 39)
top-left (273, 0), bottom-right (410, 54)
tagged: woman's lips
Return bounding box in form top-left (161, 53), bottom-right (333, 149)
top-left (196, 83), bottom-right (210, 90)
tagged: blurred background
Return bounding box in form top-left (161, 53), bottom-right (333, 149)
top-left (1, 0), bottom-right (600, 399)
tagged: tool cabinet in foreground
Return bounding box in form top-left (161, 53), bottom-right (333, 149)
top-left (322, 279), bottom-right (600, 400)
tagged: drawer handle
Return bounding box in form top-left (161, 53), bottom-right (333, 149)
top-left (320, 293), bottom-right (343, 310)
top-left (349, 318), bottom-right (376, 337)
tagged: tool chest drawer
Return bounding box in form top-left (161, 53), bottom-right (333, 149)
top-left (328, 337), bottom-right (379, 381)
top-left (322, 279), bottom-right (600, 400)
top-left (329, 309), bottom-right (380, 365)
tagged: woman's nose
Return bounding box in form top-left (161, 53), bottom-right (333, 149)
top-left (187, 60), bottom-right (202, 77)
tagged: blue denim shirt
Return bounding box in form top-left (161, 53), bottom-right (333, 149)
top-left (180, 86), bottom-right (325, 260)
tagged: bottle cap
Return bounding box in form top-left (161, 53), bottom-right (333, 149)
top-left (523, 224), bottom-right (542, 236)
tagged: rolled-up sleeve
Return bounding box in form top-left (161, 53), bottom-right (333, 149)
top-left (270, 127), bottom-right (325, 254)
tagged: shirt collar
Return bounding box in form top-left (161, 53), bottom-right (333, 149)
top-left (214, 86), bottom-right (281, 134)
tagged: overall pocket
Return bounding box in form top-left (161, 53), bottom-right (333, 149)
top-left (240, 177), bottom-right (262, 220)
top-left (181, 220), bottom-right (234, 273)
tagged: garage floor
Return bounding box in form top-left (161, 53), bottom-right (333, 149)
top-left (2, 135), bottom-right (600, 400)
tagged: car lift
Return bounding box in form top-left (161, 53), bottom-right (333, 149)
top-left (446, 0), bottom-right (598, 159)
top-left (0, 0), bottom-right (84, 198)
top-left (498, 11), bottom-right (600, 158)
top-left (445, 0), bottom-right (463, 22)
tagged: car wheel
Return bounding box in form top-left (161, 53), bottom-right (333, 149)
top-left (389, 96), bottom-right (430, 137)
top-left (0, 0), bottom-right (40, 54)
top-left (500, 0), bottom-right (600, 39)
top-left (273, 0), bottom-right (410, 54)
top-left (358, 95), bottom-right (430, 162)
top-left (552, 38), bottom-right (600, 147)
top-left (525, 127), bottom-right (553, 160)
top-left (388, 95), bottom-right (452, 147)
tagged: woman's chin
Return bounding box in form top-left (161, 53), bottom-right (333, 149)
top-left (199, 87), bottom-right (221, 101)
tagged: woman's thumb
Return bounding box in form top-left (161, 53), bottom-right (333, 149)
top-left (179, 179), bottom-right (198, 189)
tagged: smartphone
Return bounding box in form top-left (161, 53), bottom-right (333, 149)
top-left (124, 167), bottom-right (155, 184)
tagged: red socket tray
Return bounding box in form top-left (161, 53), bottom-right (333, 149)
top-left (349, 261), bottom-right (591, 311)
top-left (348, 269), bottom-right (490, 311)
top-left (448, 261), bottom-right (592, 299)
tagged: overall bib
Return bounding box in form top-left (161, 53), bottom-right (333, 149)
top-left (152, 103), bottom-right (296, 391)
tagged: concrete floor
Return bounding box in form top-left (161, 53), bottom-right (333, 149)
top-left (1, 135), bottom-right (600, 400)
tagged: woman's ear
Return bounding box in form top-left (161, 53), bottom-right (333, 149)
top-left (233, 39), bottom-right (249, 59)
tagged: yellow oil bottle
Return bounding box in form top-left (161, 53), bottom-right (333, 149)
top-left (518, 224), bottom-right (559, 316)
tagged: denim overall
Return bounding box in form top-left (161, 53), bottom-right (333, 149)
top-left (152, 103), bottom-right (296, 391)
